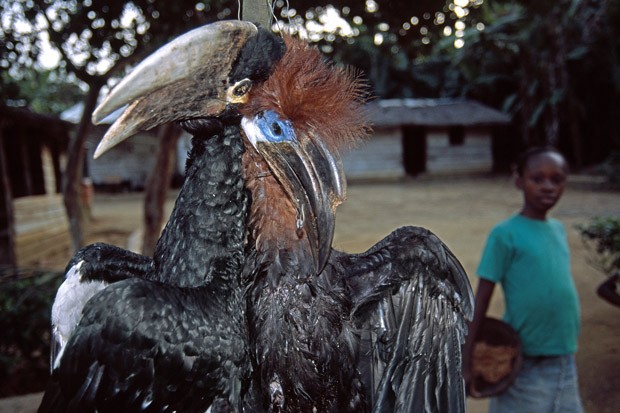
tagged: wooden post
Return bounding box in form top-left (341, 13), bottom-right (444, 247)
top-left (402, 125), bottom-right (427, 176)
top-left (20, 133), bottom-right (34, 196)
top-left (0, 128), bottom-right (17, 268)
top-left (241, 0), bottom-right (273, 27)
top-left (142, 123), bottom-right (181, 256)
top-left (63, 82), bottom-right (102, 252)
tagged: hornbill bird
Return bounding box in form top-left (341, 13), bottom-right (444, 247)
top-left (41, 127), bottom-right (252, 412)
top-left (40, 22), bottom-right (285, 413)
top-left (41, 20), bottom-right (474, 413)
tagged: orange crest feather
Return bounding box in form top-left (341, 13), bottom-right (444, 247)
top-left (241, 36), bottom-right (371, 150)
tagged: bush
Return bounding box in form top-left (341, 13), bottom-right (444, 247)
top-left (577, 216), bottom-right (620, 275)
top-left (0, 269), bottom-right (63, 396)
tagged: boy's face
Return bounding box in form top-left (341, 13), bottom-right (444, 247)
top-left (516, 152), bottom-right (568, 219)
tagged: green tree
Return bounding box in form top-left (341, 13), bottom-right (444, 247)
top-left (0, 69), bottom-right (84, 115)
top-left (279, 1), bottom-right (481, 97)
top-left (445, 0), bottom-right (620, 168)
top-left (579, 216), bottom-right (620, 275)
top-left (10, 0), bottom-right (614, 254)
top-left (2, 0), bottom-right (461, 253)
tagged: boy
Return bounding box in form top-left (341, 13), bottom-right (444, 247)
top-left (463, 147), bottom-right (584, 413)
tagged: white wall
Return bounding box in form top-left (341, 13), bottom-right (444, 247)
top-left (86, 129), bottom-right (159, 190)
top-left (341, 127), bottom-right (493, 180)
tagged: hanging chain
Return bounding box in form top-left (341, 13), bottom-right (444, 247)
top-left (295, 202), bottom-right (305, 238)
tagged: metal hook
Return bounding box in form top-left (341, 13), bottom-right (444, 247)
top-left (295, 202), bottom-right (304, 238)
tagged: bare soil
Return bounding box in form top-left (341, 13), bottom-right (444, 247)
top-left (335, 176), bottom-right (620, 413)
top-left (2, 175), bottom-right (618, 413)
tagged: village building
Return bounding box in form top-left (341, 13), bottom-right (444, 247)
top-left (61, 103), bottom-right (163, 192)
top-left (0, 98), bottom-right (510, 267)
top-left (342, 99), bottom-right (512, 180)
top-left (0, 105), bottom-right (71, 267)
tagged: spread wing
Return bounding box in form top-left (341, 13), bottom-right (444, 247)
top-left (42, 278), bottom-right (248, 413)
top-left (332, 226), bottom-right (474, 413)
top-left (50, 243), bottom-right (153, 373)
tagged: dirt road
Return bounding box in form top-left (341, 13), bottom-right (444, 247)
top-left (334, 176), bottom-right (619, 413)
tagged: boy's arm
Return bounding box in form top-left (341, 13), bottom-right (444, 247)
top-left (462, 278), bottom-right (496, 386)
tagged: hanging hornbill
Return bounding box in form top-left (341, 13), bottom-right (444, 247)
top-left (40, 128), bottom-right (252, 412)
top-left (41, 20), bottom-right (473, 413)
top-left (39, 23), bottom-right (286, 413)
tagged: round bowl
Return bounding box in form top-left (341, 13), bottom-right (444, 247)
top-left (467, 317), bottom-right (523, 398)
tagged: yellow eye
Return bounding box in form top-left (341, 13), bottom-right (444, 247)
top-left (227, 78), bottom-right (252, 104)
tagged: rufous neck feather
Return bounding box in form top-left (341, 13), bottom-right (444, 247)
top-left (241, 35), bottom-right (371, 151)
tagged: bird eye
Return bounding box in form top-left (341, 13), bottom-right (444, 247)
top-left (227, 79), bottom-right (252, 104)
top-left (272, 122), bottom-right (282, 136)
top-left (233, 79), bottom-right (252, 97)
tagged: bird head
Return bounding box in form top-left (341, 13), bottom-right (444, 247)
top-left (239, 35), bottom-right (369, 273)
top-left (92, 21), bottom-right (370, 274)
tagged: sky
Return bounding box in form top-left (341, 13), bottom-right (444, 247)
top-left (21, 1), bottom-right (483, 71)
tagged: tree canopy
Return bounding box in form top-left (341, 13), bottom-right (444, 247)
top-left (2, 0), bottom-right (242, 251)
top-left (2, 1), bottom-right (481, 103)
top-left (1, 0), bottom-right (618, 251)
top-left (446, 0), bottom-right (620, 166)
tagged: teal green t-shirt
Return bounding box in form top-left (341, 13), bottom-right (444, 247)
top-left (477, 214), bottom-right (580, 356)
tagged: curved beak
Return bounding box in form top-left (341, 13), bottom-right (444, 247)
top-left (91, 20), bottom-right (283, 158)
top-left (242, 114), bottom-right (346, 274)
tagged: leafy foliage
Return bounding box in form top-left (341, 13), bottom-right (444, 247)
top-left (1, 69), bottom-right (84, 115)
top-left (280, 1), bottom-right (479, 97)
top-left (285, 0), bottom-right (462, 54)
top-left (1, 0), bottom-right (618, 251)
top-left (2, 0), bottom-right (246, 252)
top-left (445, 0), bottom-right (620, 167)
top-left (0, 269), bottom-right (63, 396)
top-left (1, 0), bottom-right (240, 84)
top-left (578, 217), bottom-right (620, 275)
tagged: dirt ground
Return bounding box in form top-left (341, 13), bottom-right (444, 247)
top-left (2, 175), bottom-right (618, 413)
top-left (334, 176), bottom-right (620, 413)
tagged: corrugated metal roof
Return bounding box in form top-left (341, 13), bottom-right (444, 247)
top-left (62, 98), bottom-right (511, 128)
top-left (368, 98), bottom-right (511, 127)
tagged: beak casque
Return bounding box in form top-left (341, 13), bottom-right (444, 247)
top-left (93, 20), bottom-right (352, 274)
top-left (92, 20), bottom-right (260, 158)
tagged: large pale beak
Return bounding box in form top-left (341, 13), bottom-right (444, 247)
top-left (242, 114), bottom-right (346, 274)
top-left (91, 20), bottom-right (283, 158)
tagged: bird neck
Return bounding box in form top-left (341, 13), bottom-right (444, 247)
top-left (242, 148), bottom-right (314, 283)
top-left (150, 125), bottom-right (248, 287)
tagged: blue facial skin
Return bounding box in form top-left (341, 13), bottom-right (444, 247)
top-left (256, 110), bottom-right (297, 144)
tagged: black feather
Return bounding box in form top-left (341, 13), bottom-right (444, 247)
top-left (243, 224), bottom-right (472, 413)
top-left (40, 125), bottom-right (251, 412)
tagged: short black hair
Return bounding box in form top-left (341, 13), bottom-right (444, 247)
top-left (515, 146), bottom-right (566, 176)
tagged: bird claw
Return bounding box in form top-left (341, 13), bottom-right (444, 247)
top-left (68, 242), bottom-right (152, 283)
